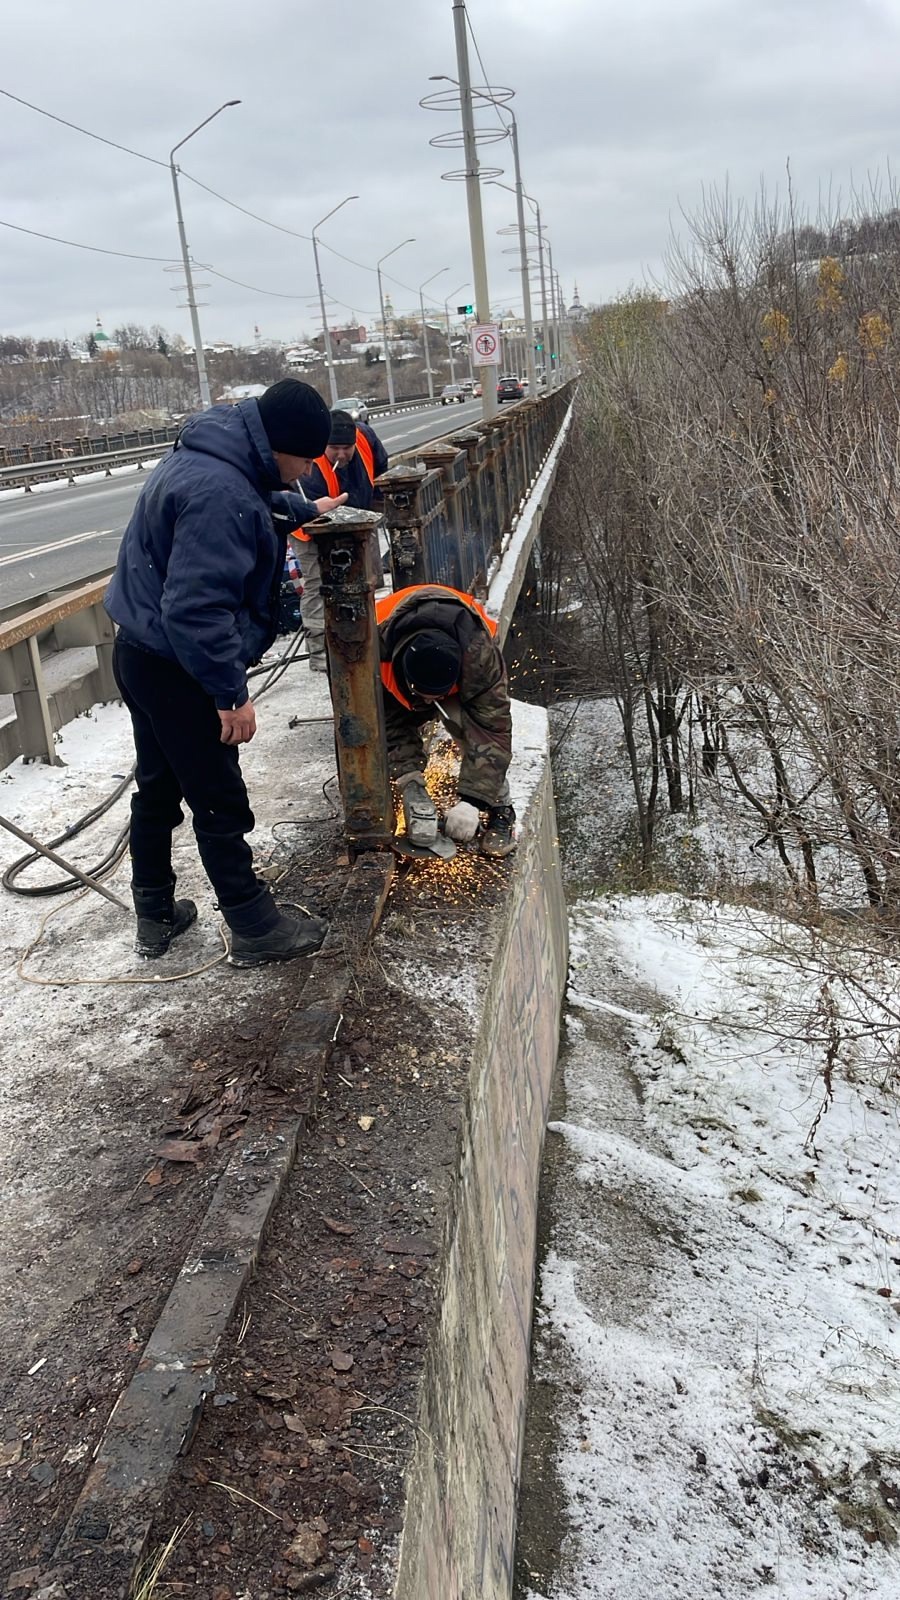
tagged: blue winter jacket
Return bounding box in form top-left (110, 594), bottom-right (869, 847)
top-left (105, 400), bottom-right (293, 709)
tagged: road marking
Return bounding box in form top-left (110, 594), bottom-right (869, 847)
top-left (0, 529), bottom-right (116, 569)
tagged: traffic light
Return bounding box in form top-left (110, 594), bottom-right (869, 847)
top-left (535, 341), bottom-right (543, 352)
top-left (457, 303), bottom-right (473, 315)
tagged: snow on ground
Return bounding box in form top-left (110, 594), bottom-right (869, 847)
top-left (524, 891), bottom-right (900, 1599)
top-left (0, 646), bottom-right (335, 1369)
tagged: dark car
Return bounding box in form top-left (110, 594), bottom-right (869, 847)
top-left (440, 383), bottom-right (466, 405)
top-left (497, 375), bottom-right (524, 402)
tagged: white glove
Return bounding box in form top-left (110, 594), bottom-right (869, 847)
top-left (444, 801), bottom-right (481, 842)
top-left (397, 773), bottom-right (437, 846)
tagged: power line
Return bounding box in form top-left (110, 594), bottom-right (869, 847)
top-left (0, 86), bottom-right (447, 314)
top-left (200, 262), bottom-right (315, 301)
top-left (0, 216), bottom-right (177, 263)
top-left (179, 169), bottom-right (312, 241)
top-left (0, 86), bottom-right (166, 166)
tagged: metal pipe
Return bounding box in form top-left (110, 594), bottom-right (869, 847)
top-left (169, 101), bottom-right (240, 410)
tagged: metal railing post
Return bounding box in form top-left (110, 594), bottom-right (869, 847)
top-left (310, 508), bottom-right (393, 857)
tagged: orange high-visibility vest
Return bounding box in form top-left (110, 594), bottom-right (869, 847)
top-left (376, 584), bottom-right (498, 709)
top-left (292, 429), bottom-right (376, 541)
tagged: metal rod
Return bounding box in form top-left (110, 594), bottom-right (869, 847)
top-left (0, 811), bottom-right (129, 911)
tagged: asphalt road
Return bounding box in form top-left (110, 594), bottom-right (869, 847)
top-left (0, 397), bottom-right (484, 609)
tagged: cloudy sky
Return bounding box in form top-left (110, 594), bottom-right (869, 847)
top-left (3, 0), bottom-right (900, 346)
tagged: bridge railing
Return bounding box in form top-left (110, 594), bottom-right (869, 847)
top-left (315, 382), bottom-right (575, 855)
top-left (0, 383), bottom-right (574, 782)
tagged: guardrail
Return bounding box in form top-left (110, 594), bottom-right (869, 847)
top-left (0, 395), bottom-right (448, 492)
top-left (0, 383), bottom-right (574, 774)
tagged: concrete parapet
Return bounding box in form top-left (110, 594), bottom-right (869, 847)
top-left (394, 706), bottom-right (568, 1600)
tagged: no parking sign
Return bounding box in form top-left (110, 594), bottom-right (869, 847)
top-left (471, 323), bottom-right (500, 366)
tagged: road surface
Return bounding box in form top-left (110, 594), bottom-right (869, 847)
top-left (0, 398), bottom-right (483, 609)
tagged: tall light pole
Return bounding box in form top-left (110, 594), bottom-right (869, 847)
top-left (547, 239), bottom-right (560, 386)
top-left (445, 281), bottom-right (468, 385)
top-left (377, 237), bottom-right (414, 407)
top-left (169, 100), bottom-right (240, 409)
top-left (490, 180), bottom-right (549, 389)
top-left (449, 4), bottom-right (496, 418)
top-left (418, 267), bottom-right (449, 401)
top-left (487, 175), bottom-right (537, 392)
top-left (312, 194), bottom-right (358, 407)
top-left (431, 76), bottom-right (536, 393)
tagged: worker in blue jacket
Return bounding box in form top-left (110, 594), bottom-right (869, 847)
top-left (295, 410), bottom-right (389, 670)
top-left (105, 380), bottom-right (340, 968)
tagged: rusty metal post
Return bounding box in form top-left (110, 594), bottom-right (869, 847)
top-left (376, 460), bottom-right (461, 589)
top-left (309, 507), bottom-right (393, 857)
top-left (376, 462), bottom-right (429, 588)
top-left (417, 441), bottom-right (469, 590)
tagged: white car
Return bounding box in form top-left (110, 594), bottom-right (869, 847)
top-left (334, 395), bottom-right (370, 423)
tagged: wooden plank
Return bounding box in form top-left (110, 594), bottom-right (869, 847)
top-left (0, 577), bottom-right (112, 652)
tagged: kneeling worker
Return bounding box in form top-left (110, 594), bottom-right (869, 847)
top-left (376, 585), bottom-right (517, 858)
top-left (296, 409), bottom-right (389, 671)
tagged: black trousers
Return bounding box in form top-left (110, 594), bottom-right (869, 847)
top-left (113, 637), bottom-right (263, 912)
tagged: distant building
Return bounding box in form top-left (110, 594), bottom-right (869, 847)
top-left (567, 283), bottom-right (587, 322)
top-left (92, 318), bottom-right (118, 353)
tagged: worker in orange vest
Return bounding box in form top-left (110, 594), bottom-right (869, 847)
top-left (292, 409), bottom-right (389, 671)
top-left (376, 585), bottom-right (516, 858)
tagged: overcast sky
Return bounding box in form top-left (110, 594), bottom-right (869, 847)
top-left (3, 0), bottom-right (900, 346)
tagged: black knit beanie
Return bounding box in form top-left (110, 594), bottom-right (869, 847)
top-left (400, 631), bottom-right (462, 697)
top-left (329, 409), bottom-right (357, 446)
top-left (256, 380), bottom-right (331, 457)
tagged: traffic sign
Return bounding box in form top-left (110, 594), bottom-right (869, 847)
top-left (471, 323), bottom-right (500, 366)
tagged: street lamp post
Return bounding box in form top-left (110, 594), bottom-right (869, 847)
top-left (377, 238), bottom-right (415, 407)
top-left (169, 100), bottom-right (240, 409)
top-left (449, 4), bottom-right (496, 419)
top-left (444, 282), bottom-right (468, 385)
top-left (418, 267), bottom-right (449, 401)
top-left (312, 195), bottom-right (358, 407)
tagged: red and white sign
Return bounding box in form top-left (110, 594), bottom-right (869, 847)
top-left (471, 323), bottom-right (500, 366)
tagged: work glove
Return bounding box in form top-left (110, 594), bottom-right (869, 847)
top-left (397, 772), bottom-right (438, 846)
top-left (444, 800), bottom-right (481, 843)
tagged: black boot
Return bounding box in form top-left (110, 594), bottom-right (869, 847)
top-left (224, 886), bottom-right (327, 969)
top-left (133, 883), bottom-right (198, 958)
top-left (480, 803), bottom-right (517, 858)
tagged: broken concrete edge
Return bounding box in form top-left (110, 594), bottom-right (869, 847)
top-left (393, 714), bottom-right (569, 1600)
top-left (45, 854), bottom-right (394, 1599)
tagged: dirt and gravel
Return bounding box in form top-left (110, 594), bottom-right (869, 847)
top-left (1, 827), bottom-right (511, 1599)
top-left (0, 829), bottom-right (346, 1591)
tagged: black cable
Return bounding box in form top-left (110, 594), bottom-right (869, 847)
top-left (3, 769), bottom-right (135, 896)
